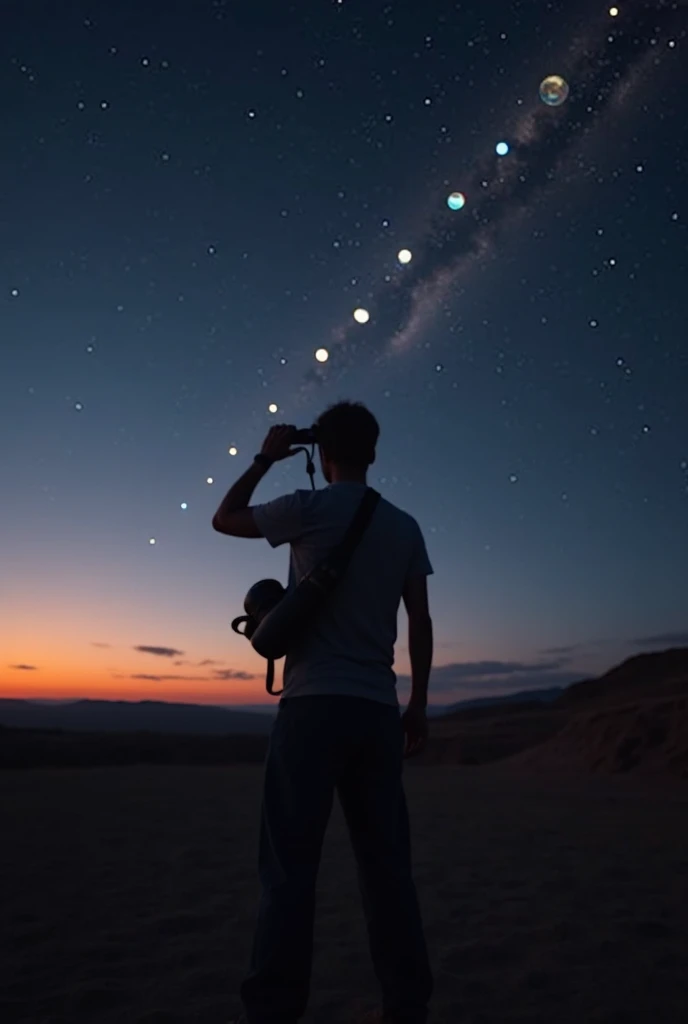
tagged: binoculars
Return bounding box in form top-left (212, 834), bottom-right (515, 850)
top-left (291, 426), bottom-right (318, 446)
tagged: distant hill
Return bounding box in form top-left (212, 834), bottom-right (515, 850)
top-left (418, 647), bottom-right (688, 777)
top-left (556, 647), bottom-right (688, 709)
top-left (0, 689), bottom-right (567, 734)
top-left (0, 699), bottom-right (274, 736)
top-left (4, 648), bottom-right (687, 776)
top-left (512, 695), bottom-right (688, 777)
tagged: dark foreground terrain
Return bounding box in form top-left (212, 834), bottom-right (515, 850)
top-left (1, 764), bottom-right (687, 1024)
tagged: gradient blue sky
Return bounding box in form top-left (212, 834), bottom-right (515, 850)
top-left (2, 0), bottom-right (687, 709)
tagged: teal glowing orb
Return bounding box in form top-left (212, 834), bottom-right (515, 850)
top-left (447, 191), bottom-right (466, 211)
top-left (496, 141), bottom-right (509, 156)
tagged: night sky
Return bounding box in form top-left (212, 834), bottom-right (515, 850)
top-left (3, 0), bottom-right (687, 710)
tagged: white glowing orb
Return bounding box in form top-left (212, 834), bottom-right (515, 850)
top-left (353, 308), bottom-right (370, 324)
top-left (495, 141), bottom-right (509, 156)
top-left (149, 538), bottom-right (156, 545)
top-left (447, 191), bottom-right (466, 211)
top-left (268, 403), bottom-right (278, 413)
top-left (397, 248), bottom-right (413, 264)
top-left (206, 476), bottom-right (214, 484)
top-left (228, 446), bottom-right (238, 455)
top-left (315, 348), bottom-right (329, 363)
top-left (181, 502), bottom-right (188, 510)
top-left (609, 6), bottom-right (619, 15)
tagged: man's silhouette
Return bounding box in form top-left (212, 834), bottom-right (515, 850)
top-left (213, 401), bottom-right (434, 1024)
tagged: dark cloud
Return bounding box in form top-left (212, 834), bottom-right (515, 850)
top-left (8, 664), bottom-right (37, 671)
top-left (133, 645), bottom-right (185, 658)
top-left (124, 667), bottom-right (257, 683)
top-left (173, 658), bottom-right (227, 667)
top-left (214, 668), bottom-right (256, 681)
top-left (433, 658), bottom-right (570, 679)
top-left (396, 659), bottom-right (587, 696)
top-left (632, 631), bottom-right (688, 649)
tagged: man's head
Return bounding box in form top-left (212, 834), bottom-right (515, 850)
top-left (314, 400), bottom-right (380, 483)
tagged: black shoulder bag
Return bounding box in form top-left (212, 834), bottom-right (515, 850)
top-left (231, 487), bottom-right (381, 695)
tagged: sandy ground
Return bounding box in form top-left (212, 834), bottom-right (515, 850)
top-left (1, 764), bottom-right (687, 1024)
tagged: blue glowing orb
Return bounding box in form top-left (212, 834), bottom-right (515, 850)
top-left (447, 191), bottom-right (466, 211)
top-left (496, 141), bottom-right (509, 156)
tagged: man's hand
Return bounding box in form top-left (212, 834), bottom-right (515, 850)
top-left (401, 703), bottom-right (428, 759)
top-left (260, 424), bottom-right (297, 463)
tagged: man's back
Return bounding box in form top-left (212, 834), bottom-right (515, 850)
top-left (255, 481), bottom-right (433, 705)
top-left (223, 406), bottom-right (434, 1024)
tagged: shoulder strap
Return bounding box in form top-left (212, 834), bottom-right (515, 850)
top-left (330, 487), bottom-right (381, 566)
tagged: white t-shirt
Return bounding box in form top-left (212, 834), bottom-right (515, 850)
top-left (252, 482), bottom-right (433, 706)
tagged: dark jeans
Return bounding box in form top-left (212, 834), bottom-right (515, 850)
top-left (240, 695), bottom-right (433, 1024)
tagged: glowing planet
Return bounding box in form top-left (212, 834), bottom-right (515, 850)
top-left (495, 141), bottom-right (509, 156)
top-left (228, 446), bottom-right (238, 455)
top-left (315, 347), bottom-right (329, 363)
top-left (609, 6), bottom-right (619, 15)
top-left (397, 248), bottom-right (413, 264)
top-left (353, 307), bottom-right (370, 324)
top-left (539, 74), bottom-right (569, 107)
top-left (447, 191), bottom-right (466, 211)
top-left (268, 403), bottom-right (278, 413)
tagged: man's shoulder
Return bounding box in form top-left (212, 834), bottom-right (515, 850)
top-left (296, 486), bottom-right (421, 531)
top-left (376, 495), bottom-right (423, 535)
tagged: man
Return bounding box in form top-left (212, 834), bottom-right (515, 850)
top-left (212, 400), bottom-right (434, 1024)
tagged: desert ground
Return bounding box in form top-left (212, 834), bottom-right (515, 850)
top-left (1, 762), bottom-right (687, 1024)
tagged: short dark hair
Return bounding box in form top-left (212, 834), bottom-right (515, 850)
top-left (315, 400), bottom-right (380, 468)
